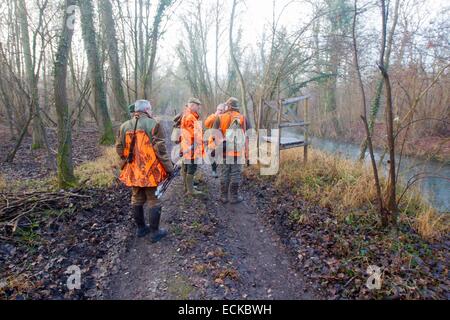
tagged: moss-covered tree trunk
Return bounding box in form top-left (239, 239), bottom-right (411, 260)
top-left (54, 0), bottom-right (77, 189)
top-left (99, 0), bottom-right (128, 120)
top-left (79, 0), bottom-right (114, 145)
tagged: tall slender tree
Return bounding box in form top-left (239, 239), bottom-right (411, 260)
top-left (17, 0), bottom-right (46, 149)
top-left (145, 0), bottom-right (174, 99)
top-left (230, 0), bottom-right (248, 118)
top-left (54, 0), bottom-right (77, 188)
top-left (99, 0), bottom-right (128, 120)
top-left (79, 0), bottom-right (114, 145)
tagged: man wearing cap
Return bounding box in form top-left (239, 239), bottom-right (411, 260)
top-left (213, 97), bottom-right (251, 204)
top-left (205, 103), bottom-right (226, 178)
top-left (116, 100), bottom-right (174, 241)
top-left (180, 98), bottom-right (205, 196)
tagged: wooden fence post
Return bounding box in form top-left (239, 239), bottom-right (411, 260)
top-left (304, 98), bottom-right (309, 163)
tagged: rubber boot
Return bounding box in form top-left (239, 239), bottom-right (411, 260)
top-left (229, 183), bottom-right (244, 204)
top-left (149, 206), bottom-right (168, 243)
top-left (212, 163), bottom-right (218, 179)
top-left (133, 205), bottom-right (150, 237)
top-left (186, 174), bottom-right (204, 197)
top-left (219, 181), bottom-right (229, 204)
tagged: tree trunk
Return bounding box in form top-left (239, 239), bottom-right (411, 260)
top-left (0, 74), bottom-right (16, 138)
top-left (79, 0), bottom-right (114, 145)
top-left (229, 0), bottom-right (248, 118)
top-left (17, 0), bottom-right (46, 150)
top-left (352, 0), bottom-right (385, 223)
top-left (379, 0), bottom-right (398, 224)
top-left (359, 0), bottom-right (400, 159)
top-left (54, 0), bottom-right (77, 189)
top-left (99, 0), bottom-right (128, 120)
top-left (146, 0), bottom-right (173, 99)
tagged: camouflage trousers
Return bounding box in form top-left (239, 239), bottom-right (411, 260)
top-left (218, 164), bottom-right (243, 193)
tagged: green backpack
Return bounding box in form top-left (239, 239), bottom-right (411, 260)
top-left (225, 116), bottom-right (246, 150)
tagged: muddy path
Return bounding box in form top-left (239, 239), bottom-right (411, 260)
top-left (103, 121), bottom-right (316, 300)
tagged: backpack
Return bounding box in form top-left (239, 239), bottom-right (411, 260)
top-left (225, 115), bottom-right (246, 150)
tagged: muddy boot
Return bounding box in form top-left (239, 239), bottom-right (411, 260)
top-left (212, 163), bottom-right (218, 178)
top-left (219, 182), bottom-right (229, 204)
top-left (186, 174), bottom-right (205, 197)
top-left (229, 183), bottom-right (244, 204)
top-left (149, 206), bottom-right (168, 243)
top-left (133, 205), bottom-right (150, 238)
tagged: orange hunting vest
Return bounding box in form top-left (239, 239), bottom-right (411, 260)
top-left (205, 114), bottom-right (218, 150)
top-left (218, 110), bottom-right (246, 158)
top-left (180, 109), bottom-right (204, 160)
top-left (204, 114), bottom-right (217, 129)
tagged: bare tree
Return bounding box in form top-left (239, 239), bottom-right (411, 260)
top-left (79, 0), bottom-right (114, 145)
top-left (145, 0), bottom-right (174, 99)
top-left (54, 0), bottom-right (77, 188)
top-left (229, 0), bottom-right (248, 118)
top-left (99, 0), bottom-right (128, 120)
top-left (352, 0), bottom-right (386, 225)
top-left (378, 0), bottom-right (398, 223)
top-left (359, 0), bottom-right (400, 159)
top-left (17, 0), bottom-right (47, 149)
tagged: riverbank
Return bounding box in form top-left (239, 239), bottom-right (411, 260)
top-left (312, 122), bottom-right (450, 163)
top-left (243, 147), bottom-right (449, 299)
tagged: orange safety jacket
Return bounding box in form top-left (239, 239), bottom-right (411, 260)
top-left (214, 110), bottom-right (248, 158)
top-left (180, 109), bottom-right (204, 161)
top-left (205, 114), bottom-right (217, 129)
top-left (205, 113), bottom-right (218, 150)
top-left (117, 115), bottom-right (169, 187)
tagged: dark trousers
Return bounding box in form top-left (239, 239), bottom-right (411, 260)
top-left (183, 163), bottom-right (197, 175)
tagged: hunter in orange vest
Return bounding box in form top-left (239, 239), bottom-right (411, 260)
top-left (213, 97), bottom-right (251, 204)
top-left (204, 103), bottom-right (226, 178)
top-left (116, 100), bottom-right (174, 241)
top-left (180, 98), bottom-right (205, 196)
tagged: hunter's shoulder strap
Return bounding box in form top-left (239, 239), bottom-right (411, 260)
top-left (228, 112), bottom-right (245, 129)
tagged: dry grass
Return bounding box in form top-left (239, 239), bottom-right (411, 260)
top-left (74, 147), bottom-right (121, 188)
top-left (414, 207), bottom-right (449, 240)
top-left (276, 148), bottom-right (378, 213)
top-left (0, 274), bottom-right (35, 298)
top-left (0, 174), bottom-right (6, 192)
top-left (275, 147), bottom-right (449, 240)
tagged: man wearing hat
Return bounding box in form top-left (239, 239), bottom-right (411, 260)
top-left (116, 100), bottom-right (174, 241)
top-left (180, 97), bottom-right (205, 196)
top-left (205, 103), bottom-right (226, 178)
top-left (213, 97), bottom-right (251, 204)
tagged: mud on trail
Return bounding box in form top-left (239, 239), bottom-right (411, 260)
top-left (104, 166), bottom-right (315, 300)
top-left (0, 121), bottom-right (316, 300)
top-left (103, 121), bottom-right (315, 300)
